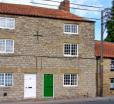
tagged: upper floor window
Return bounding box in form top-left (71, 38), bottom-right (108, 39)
top-left (64, 43), bottom-right (78, 57)
top-left (0, 17), bottom-right (15, 29)
top-left (0, 73), bottom-right (13, 87)
top-left (64, 24), bottom-right (78, 34)
top-left (111, 59), bottom-right (114, 71)
top-left (0, 39), bottom-right (14, 53)
top-left (63, 74), bottom-right (78, 87)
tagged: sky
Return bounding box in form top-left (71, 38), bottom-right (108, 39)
top-left (72, 0), bottom-right (112, 40)
top-left (0, 0), bottom-right (112, 40)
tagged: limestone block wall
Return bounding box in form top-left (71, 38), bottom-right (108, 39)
top-left (97, 58), bottom-right (114, 96)
top-left (0, 14), bottom-right (96, 101)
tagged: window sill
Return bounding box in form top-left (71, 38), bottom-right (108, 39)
top-left (0, 86), bottom-right (12, 88)
top-left (0, 27), bottom-right (15, 30)
top-left (0, 52), bottom-right (14, 54)
top-left (64, 32), bottom-right (78, 35)
top-left (64, 55), bottom-right (78, 58)
top-left (0, 53), bottom-right (14, 54)
top-left (63, 85), bottom-right (78, 88)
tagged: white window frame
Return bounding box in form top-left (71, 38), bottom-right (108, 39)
top-left (63, 43), bottom-right (78, 57)
top-left (63, 74), bottom-right (78, 87)
top-left (0, 17), bottom-right (15, 29)
top-left (0, 73), bottom-right (13, 87)
top-left (111, 59), bottom-right (114, 71)
top-left (0, 39), bottom-right (14, 53)
top-left (110, 78), bottom-right (114, 89)
top-left (64, 24), bottom-right (78, 34)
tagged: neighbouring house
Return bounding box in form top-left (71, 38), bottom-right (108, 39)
top-left (0, 0), bottom-right (96, 101)
top-left (95, 41), bottom-right (114, 96)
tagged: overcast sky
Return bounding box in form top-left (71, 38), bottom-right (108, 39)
top-left (0, 0), bottom-right (112, 40)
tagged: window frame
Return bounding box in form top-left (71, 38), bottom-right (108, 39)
top-left (64, 24), bottom-right (78, 34)
top-left (63, 43), bottom-right (78, 57)
top-left (0, 17), bottom-right (15, 30)
top-left (0, 39), bottom-right (14, 53)
top-left (0, 73), bottom-right (13, 87)
top-left (111, 59), bottom-right (114, 71)
top-left (63, 74), bottom-right (78, 87)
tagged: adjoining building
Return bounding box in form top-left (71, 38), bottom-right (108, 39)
top-left (95, 41), bottom-right (114, 96)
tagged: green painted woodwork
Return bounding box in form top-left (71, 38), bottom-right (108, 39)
top-left (44, 74), bottom-right (53, 97)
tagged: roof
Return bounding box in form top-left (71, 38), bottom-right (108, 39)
top-left (95, 41), bottom-right (114, 58)
top-left (0, 3), bottom-right (94, 22)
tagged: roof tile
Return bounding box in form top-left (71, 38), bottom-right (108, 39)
top-left (0, 3), bottom-right (85, 21)
top-left (95, 41), bottom-right (114, 58)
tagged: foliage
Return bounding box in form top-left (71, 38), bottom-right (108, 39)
top-left (105, 0), bottom-right (114, 42)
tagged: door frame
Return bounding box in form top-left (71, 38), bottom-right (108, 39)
top-left (24, 74), bottom-right (36, 99)
top-left (43, 74), bottom-right (54, 98)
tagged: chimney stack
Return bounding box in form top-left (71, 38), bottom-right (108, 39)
top-left (59, 0), bottom-right (70, 12)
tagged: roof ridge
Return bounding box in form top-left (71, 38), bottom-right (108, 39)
top-left (0, 2), bottom-right (58, 11)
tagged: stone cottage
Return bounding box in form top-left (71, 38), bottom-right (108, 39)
top-left (95, 41), bottom-right (114, 96)
top-left (0, 0), bottom-right (96, 101)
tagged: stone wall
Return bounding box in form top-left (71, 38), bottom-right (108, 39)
top-left (97, 58), bottom-right (114, 96)
top-left (0, 14), bottom-right (96, 101)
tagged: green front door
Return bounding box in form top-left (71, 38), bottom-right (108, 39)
top-left (44, 74), bottom-right (53, 97)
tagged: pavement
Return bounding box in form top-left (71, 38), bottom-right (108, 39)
top-left (1, 96), bottom-right (114, 104)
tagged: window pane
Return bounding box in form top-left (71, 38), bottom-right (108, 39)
top-left (71, 25), bottom-right (75, 33)
top-left (0, 17), bottom-right (15, 29)
top-left (0, 73), bottom-right (4, 86)
top-left (6, 40), bottom-right (14, 53)
top-left (71, 74), bottom-right (77, 85)
top-left (111, 78), bottom-right (114, 88)
top-left (71, 44), bottom-right (77, 55)
top-left (111, 59), bottom-right (114, 70)
top-left (64, 44), bottom-right (78, 56)
top-left (5, 73), bottom-right (12, 86)
top-left (72, 24), bottom-right (77, 33)
top-left (111, 79), bottom-right (114, 83)
top-left (0, 17), bottom-right (6, 28)
top-left (0, 40), bottom-right (5, 52)
top-left (65, 24), bottom-right (70, 32)
top-left (64, 44), bottom-right (70, 55)
top-left (64, 24), bottom-right (78, 34)
top-left (64, 74), bottom-right (78, 86)
top-left (6, 18), bottom-right (15, 29)
top-left (64, 74), bottom-right (70, 85)
top-left (111, 83), bottom-right (114, 88)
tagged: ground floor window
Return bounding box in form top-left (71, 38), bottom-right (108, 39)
top-left (110, 78), bottom-right (114, 90)
top-left (63, 74), bottom-right (78, 87)
top-left (0, 73), bottom-right (13, 87)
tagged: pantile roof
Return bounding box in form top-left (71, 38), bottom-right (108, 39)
top-left (0, 3), bottom-right (93, 22)
top-left (95, 41), bottom-right (114, 58)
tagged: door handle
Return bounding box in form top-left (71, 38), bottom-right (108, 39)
top-left (28, 87), bottom-right (32, 88)
top-left (25, 87), bottom-right (32, 88)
